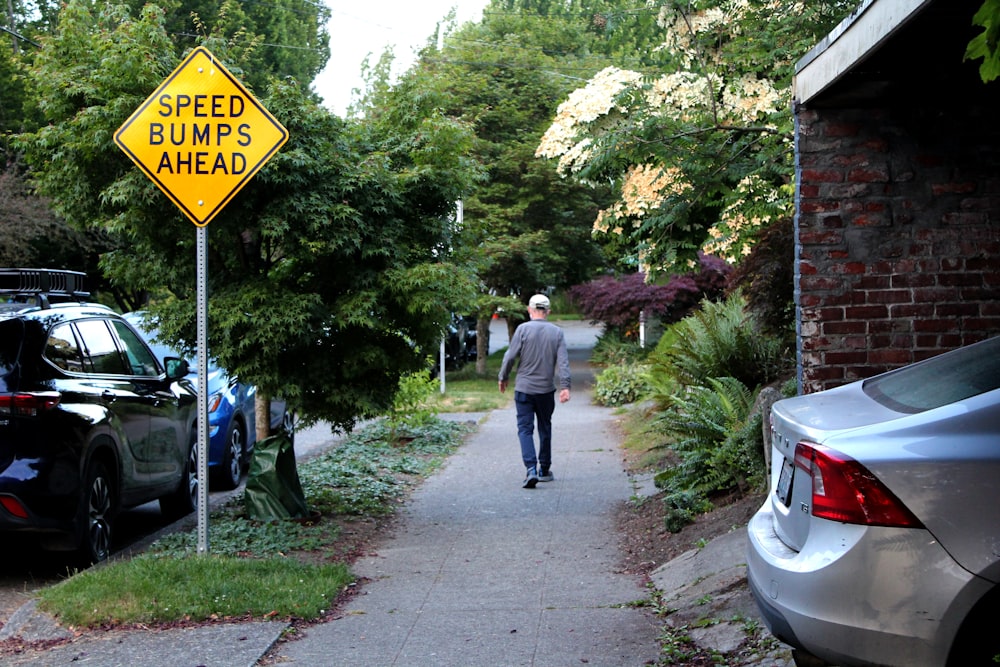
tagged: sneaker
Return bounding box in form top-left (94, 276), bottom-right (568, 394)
top-left (523, 467), bottom-right (539, 489)
top-left (538, 467), bottom-right (554, 482)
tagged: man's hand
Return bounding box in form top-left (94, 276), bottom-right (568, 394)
top-left (498, 380), bottom-right (508, 393)
top-left (559, 388), bottom-right (570, 403)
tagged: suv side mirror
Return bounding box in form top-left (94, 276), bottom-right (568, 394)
top-left (164, 357), bottom-right (189, 380)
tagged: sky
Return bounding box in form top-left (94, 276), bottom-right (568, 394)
top-left (314, 1), bottom-right (491, 115)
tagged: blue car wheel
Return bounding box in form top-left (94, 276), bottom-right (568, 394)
top-left (213, 421), bottom-right (245, 491)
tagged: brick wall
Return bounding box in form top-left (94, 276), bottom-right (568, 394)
top-left (794, 104), bottom-right (1000, 394)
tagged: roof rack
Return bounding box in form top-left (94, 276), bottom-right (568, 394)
top-left (0, 268), bottom-right (90, 308)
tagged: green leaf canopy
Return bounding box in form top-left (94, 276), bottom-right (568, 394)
top-left (17, 0), bottom-right (479, 430)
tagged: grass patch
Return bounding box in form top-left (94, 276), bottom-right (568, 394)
top-left (37, 555), bottom-right (351, 627)
top-left (620, 404), bottom-right (674, 472)
top-left (35, 418), bottom-right (472, 628)
top-left (428, 349), bottom-right (512, 413)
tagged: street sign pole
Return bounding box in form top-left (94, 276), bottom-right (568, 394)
top-left (196, 226), bottom-right (210, 554)
top-left (114, 48), bottom-right (288, 556)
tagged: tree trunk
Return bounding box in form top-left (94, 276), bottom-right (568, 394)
top-left (255, 391), bottom-right (272, 442)
top-left (475, 316), bottom-right (491, 375)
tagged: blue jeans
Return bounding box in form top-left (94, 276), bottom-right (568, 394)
top-left (514, 390), bottom-right (555, 470)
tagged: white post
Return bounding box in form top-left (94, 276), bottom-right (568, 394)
top-left (639, 309), bottom-right (646, 349)
top-left (638, 260), bottom-right (646, 348)
top-left (439, 337), bottom-right (446, 394)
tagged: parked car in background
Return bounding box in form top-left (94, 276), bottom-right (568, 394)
top-left (430, 313), bottom-right (475, 375)
top-left (747, 335), bottom-right (1000, 666)
top-left (124, 312), bottom-right (289, 491)
top-left (462, 315), bottom-right (478, 362)
top-left (0, 269), bottom-right (198, 563)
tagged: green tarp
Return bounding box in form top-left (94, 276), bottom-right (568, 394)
top-left (244, 432), bottom-right (309, 520)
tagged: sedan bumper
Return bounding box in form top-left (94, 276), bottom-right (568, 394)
top-left (746, 500), bottom-right (988, 667)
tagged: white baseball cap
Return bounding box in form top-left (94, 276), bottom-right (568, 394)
top-left (528, 294), bottom-right (550, 310)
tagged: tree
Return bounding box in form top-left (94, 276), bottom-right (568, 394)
top-left (967, 0), bottom-right (1000, 81)
top-left (2, 0), bottom-right (49, 160)
top-left (433, 3), bottom-right (615, 294)
top-left (567, 254), bottom-right (730, 338)
top-left (4, 0), bottom-right (331, 307)
top-left (378, 0), bottom-right (636, 366)
top-left (0, 168), bottom-right (108, 272)
top-left (119, 0), bottom-right (330, 96)
top-left (16, 0), bottom-right (479, 433)
top-left (535, 0), bottom-right (854, 275)
top-left (2, 1), bottom-right (111, 295)
top-left (1, 44), bottom-right (28, 156)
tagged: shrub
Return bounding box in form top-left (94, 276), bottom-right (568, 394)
top-left (567, 254), bottom-right (731, 340)
top-left (646, 292), bottom-right (791, 407)
top-left (662, 490), bottom-right (714, 534)
top-left (590, 328), bottom-right (647, 366)
top-left (593, 362), bottom-right (648, 407)
top-left (617, 291), bottom-right (792, 532)
top-left (386, 370), bottom-right (440, 437)
top-left (726, 217), bottom-right (795, 342)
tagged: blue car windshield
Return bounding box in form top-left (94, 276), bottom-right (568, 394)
top-left (863, 336), bottom-right (1000, 413)
top-left (140, 337), bottom-right (195, 365)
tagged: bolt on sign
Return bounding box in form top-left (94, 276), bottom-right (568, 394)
top-left (114, 46), bottom-right (288, 226)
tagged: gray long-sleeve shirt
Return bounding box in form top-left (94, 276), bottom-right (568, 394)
top-left (498, 319), bottom-right (571, 394)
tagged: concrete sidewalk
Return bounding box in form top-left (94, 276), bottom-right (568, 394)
top-left (269, 355), bottom-right (659, 666)
top-left (0, 328), bottom-right (663, 666)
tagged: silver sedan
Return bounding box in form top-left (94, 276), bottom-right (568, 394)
top-left (747, 335), bottom-right (1000, 666)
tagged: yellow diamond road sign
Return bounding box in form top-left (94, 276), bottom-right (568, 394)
top-left (115, 47), bottom-right (288, 226)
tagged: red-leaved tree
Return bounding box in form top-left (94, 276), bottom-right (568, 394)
top-left (568, 254), bottom-right (731, 338)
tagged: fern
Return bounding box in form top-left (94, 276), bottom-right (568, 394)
top-left (653, 377), bottom-right (764, 499)
top-left (639, 292), bottom-right (788, 530)
top-left (647, 292), bottom-right (791, 406)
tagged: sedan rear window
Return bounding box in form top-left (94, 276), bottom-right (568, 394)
top-left (863, 336), bottom-right (1000, 413)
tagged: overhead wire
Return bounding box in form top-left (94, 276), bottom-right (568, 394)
top-left (9, 3), bottom-right (669, 77)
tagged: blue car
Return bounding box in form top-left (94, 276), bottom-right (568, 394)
top-left (124, 313), bottom-right (287, 491)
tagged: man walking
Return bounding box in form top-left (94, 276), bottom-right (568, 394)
top-left (498, 294), bottom-right (571, 488)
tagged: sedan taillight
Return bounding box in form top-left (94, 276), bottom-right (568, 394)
top-left (794, 442), bottom-right (923, 528)
top-left (0, 392), bottom-right (61, 417)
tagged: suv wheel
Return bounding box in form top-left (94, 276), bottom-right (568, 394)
top-left (160, 440), bottom-right (198, 519)
top-left (80, 461), bottom-right (115, 564)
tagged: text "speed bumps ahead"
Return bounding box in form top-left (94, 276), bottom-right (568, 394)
top-left (115, 46), bottom-right (288, 226)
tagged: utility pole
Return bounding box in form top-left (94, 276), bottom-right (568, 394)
top-left (5, 0), bottom-right (18, 54)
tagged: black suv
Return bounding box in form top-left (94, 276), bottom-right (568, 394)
top-left (0, 269), bottom-right (198, 563)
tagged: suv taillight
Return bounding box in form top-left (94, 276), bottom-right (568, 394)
top-left (0, 495), bottom-right (29, 519)
top-left (794, 442), bottom-right (923, 528)
top-left (0, 392), bottom-right (61, 416)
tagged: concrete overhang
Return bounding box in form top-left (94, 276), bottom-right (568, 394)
top-left (793, 0), bottom-right (989, 107)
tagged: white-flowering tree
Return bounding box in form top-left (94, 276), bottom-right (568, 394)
top-left (536, 0), bottom-right (854, 274)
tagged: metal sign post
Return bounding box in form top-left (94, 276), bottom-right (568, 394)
top-left (196, 227), bottom-right (210, 553)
